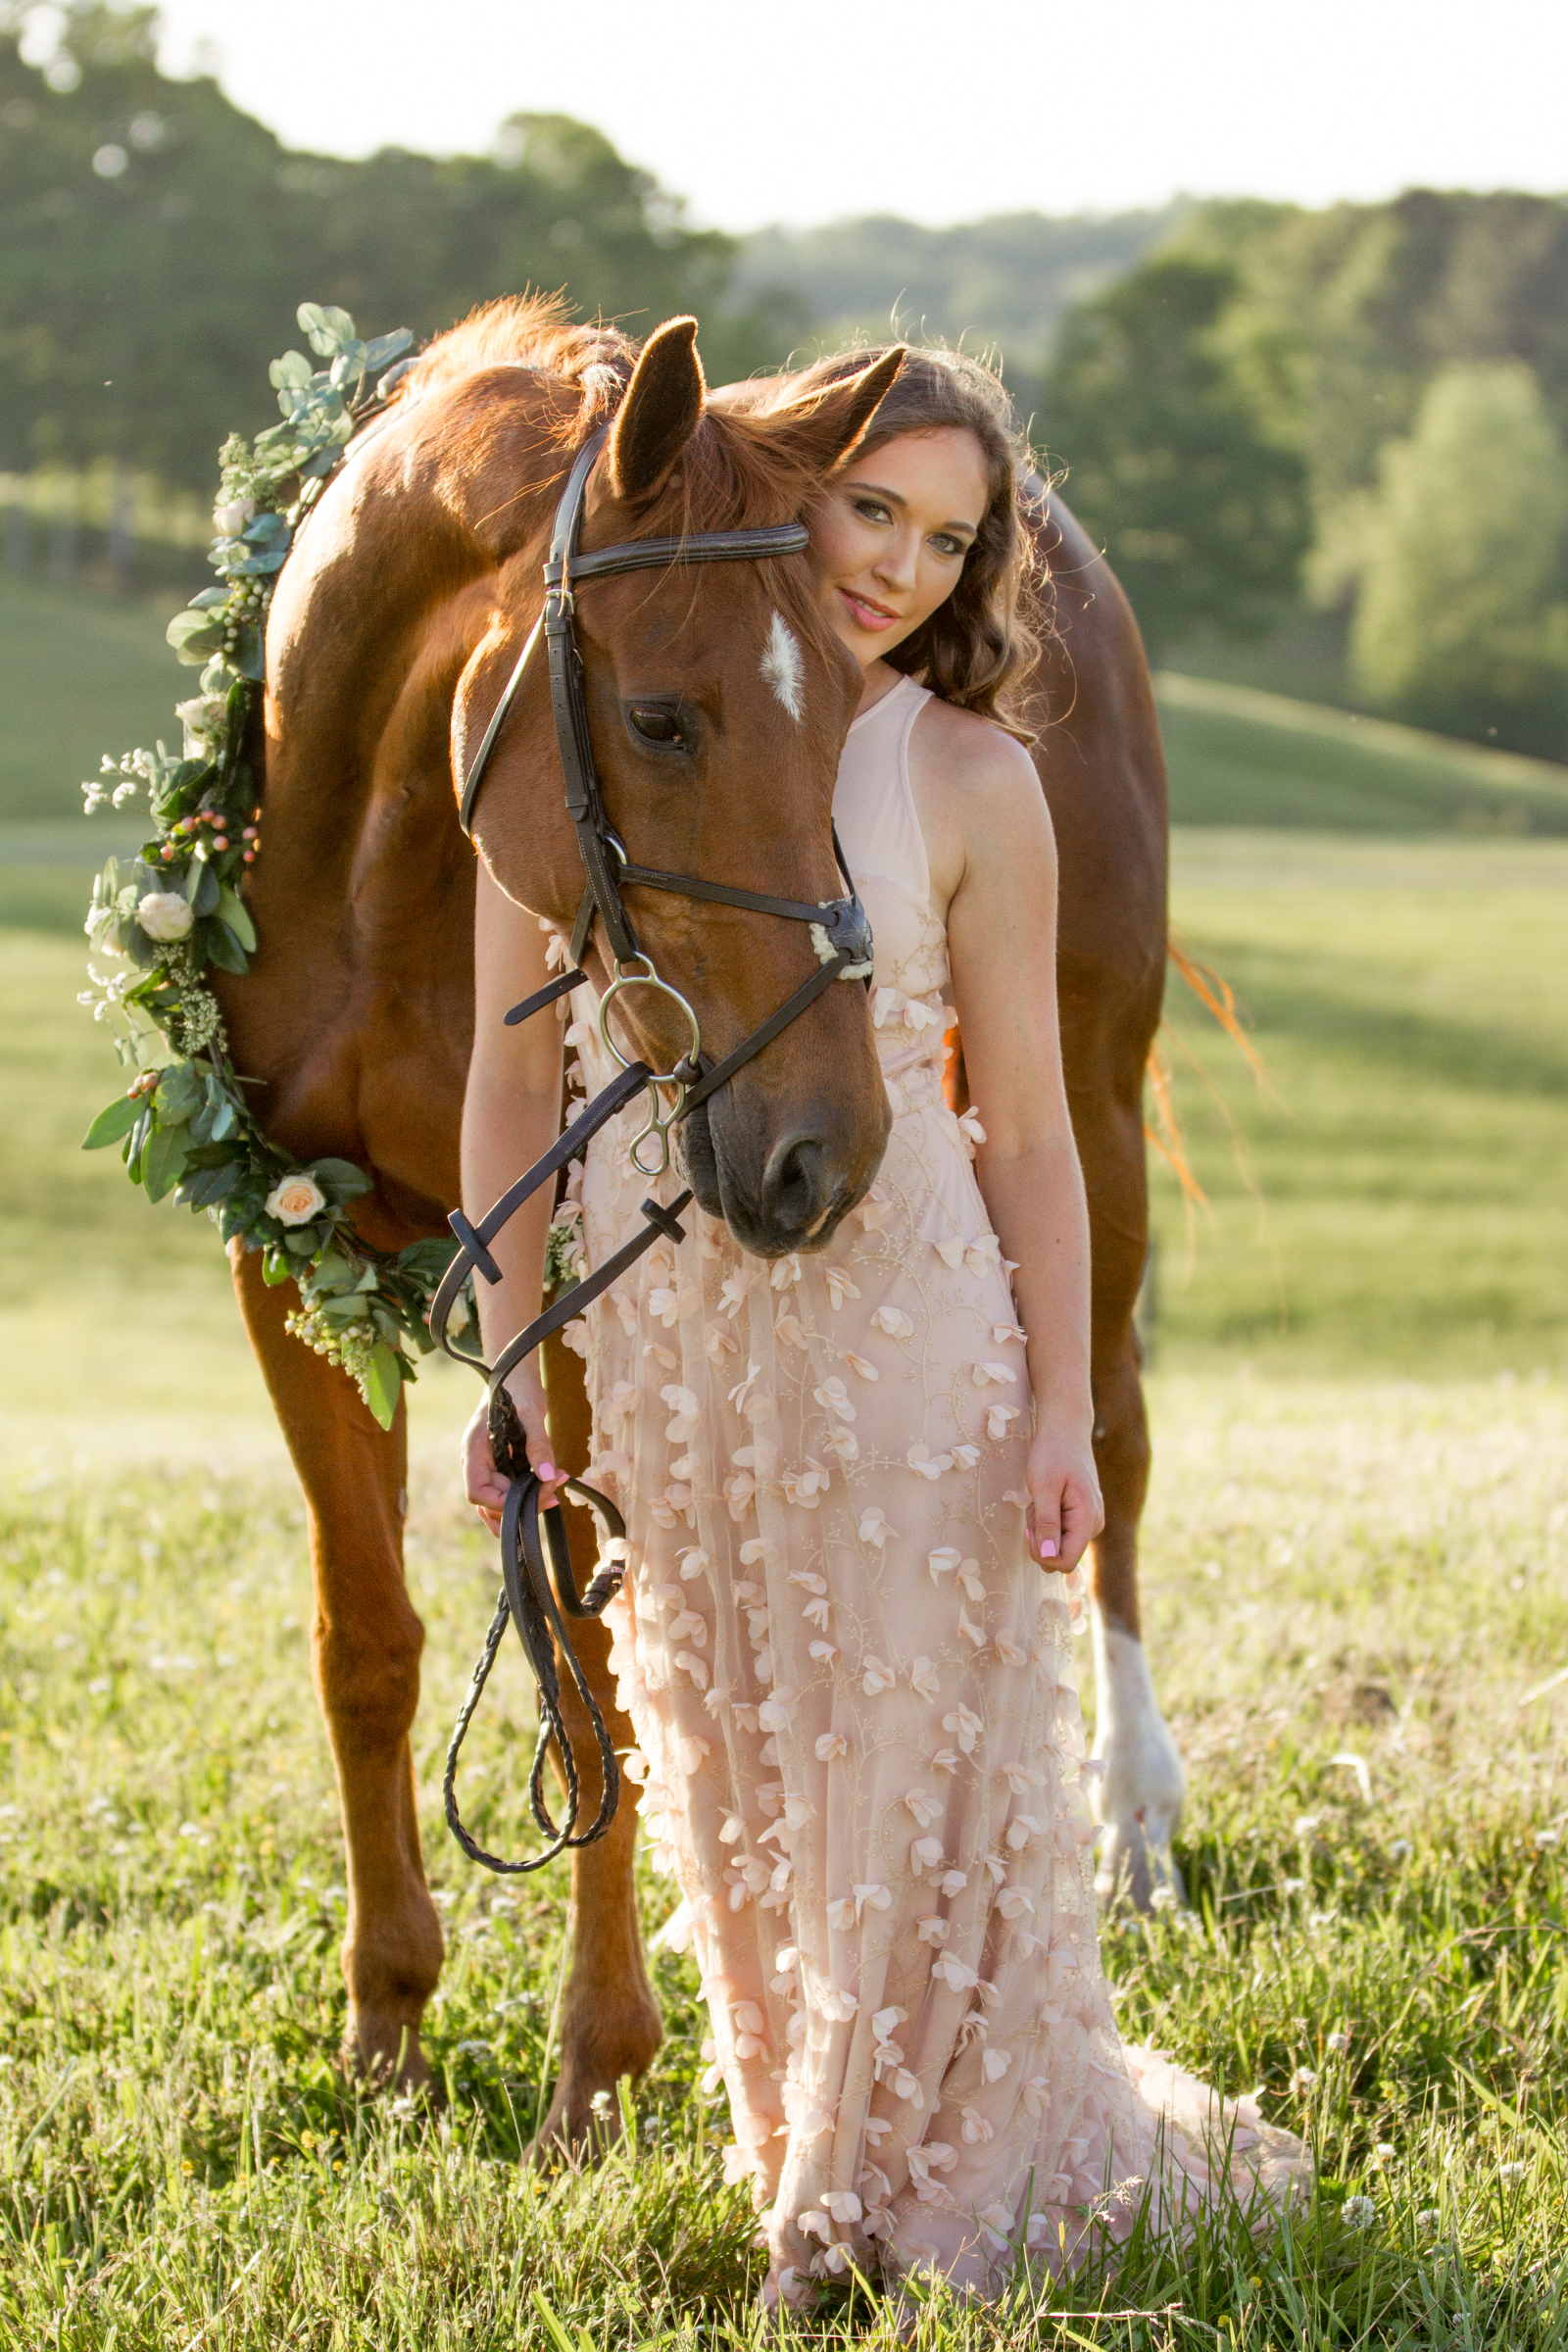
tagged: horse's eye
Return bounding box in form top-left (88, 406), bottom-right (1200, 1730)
top-left (629, 705), bottom-right (686, 747)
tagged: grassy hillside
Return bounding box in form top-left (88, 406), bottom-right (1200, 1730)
top-left (1152, 830), bottom-right (1568, 1373)
top-left (0, 575), bottom-right (186, 827)
top-left (11, 581), bottom-right (1568, 858)
top-left (1158, 673), bottom-right (1568, 834)
top-left (2, 827), bottom-right (1562, 1462)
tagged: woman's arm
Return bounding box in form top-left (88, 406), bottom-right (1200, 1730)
top-left (460, 860), bottom-right (568, 1531)
top-left (920, 710), bottom-right (1104, 1572)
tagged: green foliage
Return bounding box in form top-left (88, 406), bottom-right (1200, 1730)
top-left (74, 296), bottom-right (473, 1429)
top-left (1348, 366), bottom-right (1568, 749)
top-left (1164, 192), bottom-right (1568, 753)
top-left (0, 8), bottom-right (768, 491)
top-left (1042, 254), bottom-right (1311, 661)
top-left (733, 206), bottom-right (1188, 388)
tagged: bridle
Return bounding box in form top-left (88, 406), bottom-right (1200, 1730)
top-left (431, 420), bottom-right (876, 1872)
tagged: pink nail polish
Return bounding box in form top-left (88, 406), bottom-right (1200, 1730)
top-left (539, 1461), bottom-right (558, 1481)
top-left (1040, 1538), bottom-right (1058, 1559)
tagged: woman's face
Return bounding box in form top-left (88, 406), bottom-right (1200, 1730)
top-left (808, 425), bottom-right (990, 670)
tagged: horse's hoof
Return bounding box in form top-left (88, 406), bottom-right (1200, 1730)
top-left (527, 2081), bottom-right (627, 2167)
top-left (343, 2010), bottom-right (436, 2099)
top-left (1095, 1818), bottom-right (1187, 1914)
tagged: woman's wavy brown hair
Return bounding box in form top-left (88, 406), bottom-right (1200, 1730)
top-left (778, 343), bottom-right (1043, 736)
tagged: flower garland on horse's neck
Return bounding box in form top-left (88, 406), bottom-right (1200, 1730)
top-left (78, 303), bottom-right (485, 1430)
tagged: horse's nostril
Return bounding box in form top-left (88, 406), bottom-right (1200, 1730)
top-left (760, 1131), bottom-right (832, 1241)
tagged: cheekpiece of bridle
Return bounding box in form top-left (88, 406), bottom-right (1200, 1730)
top-left (430, 421), bottom-right (874, 1872)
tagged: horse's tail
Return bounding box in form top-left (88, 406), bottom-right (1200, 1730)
top-left (1146, 938), bottom-right (1272, 1259)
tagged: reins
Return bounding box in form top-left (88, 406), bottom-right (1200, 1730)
top-left (433, 422), bottom-right (874, 1872)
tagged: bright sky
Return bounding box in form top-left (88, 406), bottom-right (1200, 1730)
top-left (132, 0), bottom-right (1568, 230)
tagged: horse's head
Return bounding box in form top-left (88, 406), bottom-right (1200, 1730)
top-left (465, 318), bottom-right (901, 1257)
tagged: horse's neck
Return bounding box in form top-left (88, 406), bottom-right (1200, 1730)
top-left (265, 369), bottom-right (570, 837)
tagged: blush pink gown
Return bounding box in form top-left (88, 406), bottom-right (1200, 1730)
top-left (561, 675), bottom-right (1306, 2301)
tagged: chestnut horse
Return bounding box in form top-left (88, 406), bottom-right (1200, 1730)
top-left (219, 298), bottom-right (1183, 2147)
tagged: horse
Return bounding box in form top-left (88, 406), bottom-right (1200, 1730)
top-left (217, 295), bottom-right (1184, 2146)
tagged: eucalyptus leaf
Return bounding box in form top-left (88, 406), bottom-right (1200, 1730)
top-left (180, 1161), bottom-right (243, 1209)
top-left (168, 610), bottom-right (226, 665)
top-left (365, 329), bottom-right (414, 371)
top-left (190, 587), bottom-right (229, 610)
top-left (269, 351), bottom-right (313, 391)
top-left (216, 887), bottom-right (256, 951)
top-left (142, 1121), bottom-right (191, 1202)
top-left (154, 1062), bottom-right (203, 1124)
top-left (202, 919), bottom-right (248, 975)
top-left (311, 1156), bottom-right (373, 1201)
top-left (231, 624), bottom-right (265, 682)
top-left (211, 1098), bottom-right (239, 1142)
top-left (82, 1094), bottom-right (140, 1150)
top-left (364, 1342), bottom-right (402, 1430)
top-left (298, 302), bottom-right (357, 356)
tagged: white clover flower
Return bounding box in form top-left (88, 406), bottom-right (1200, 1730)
top-left (1388, 1838), bottom-right (1413, 1862)
top-left (1290, 2066), bottom-right (1317, 2093)
top-left (1343, 2195), bottom-right (1376, 2230)
top-left (1498, 2160), bottom-right (1528, 2183)
top-left (136, 891), bottom-right (194, 942)
top-left (1416, 2208), bottom-right (1440, 2231)
top-left (1326, 2030), bottom-right (1350, 2053)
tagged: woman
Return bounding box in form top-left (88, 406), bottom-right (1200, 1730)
top-left (463, 348), bottom-right (1305, 2300)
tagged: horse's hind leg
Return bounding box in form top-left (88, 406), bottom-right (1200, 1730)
top-left (529, 1328), bottom-right (662, 2158)
top-left (232, 1244), bottom-right (444, 2086)
top-left (1074, 1087), bottom-right (1188, 1910)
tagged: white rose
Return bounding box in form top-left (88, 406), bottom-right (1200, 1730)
top-left (266, 1174), bottom-right (326, 1226)
top-left (213, 496), bottom-right (255, 537)
top-left (136, 891), bottom-right (194, 942)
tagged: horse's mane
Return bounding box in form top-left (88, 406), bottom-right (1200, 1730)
top-left (386, 294), bottom-right (822, 540)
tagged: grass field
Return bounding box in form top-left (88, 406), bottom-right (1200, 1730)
top-left (4, 582), bottom-right (1568, 2341)
top-left (3, 1371), bottom-right (1567, 2345)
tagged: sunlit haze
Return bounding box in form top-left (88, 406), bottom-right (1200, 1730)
top-left (109, 0), bottom-right (1568, 229)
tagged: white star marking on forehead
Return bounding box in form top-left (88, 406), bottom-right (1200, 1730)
top-left (760, 610), bottom-right (805, 723)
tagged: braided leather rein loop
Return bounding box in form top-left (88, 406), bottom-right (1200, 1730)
top-left (439, 422), bottom-right (875, 1873)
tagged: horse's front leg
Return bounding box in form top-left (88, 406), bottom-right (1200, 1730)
top-left (530, 1329), bottom-right (662, 2157)
top-left (232, 1245), bottom-right (445, 2085)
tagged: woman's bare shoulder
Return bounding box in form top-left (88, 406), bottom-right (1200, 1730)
top-left (910, 694), bottom-right (1045, 824)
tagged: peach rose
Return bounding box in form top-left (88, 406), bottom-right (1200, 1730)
top-left (265, 1174), bottom-right (325, 1226)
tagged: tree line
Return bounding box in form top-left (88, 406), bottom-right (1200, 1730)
top-left (5, 4), bottom-right (1566, 757)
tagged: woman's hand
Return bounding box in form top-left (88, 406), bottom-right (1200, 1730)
top-left (1025, 1421), bottom-right (1103, 1574)
top-left (461, 1365), bottom-right (568, 1536)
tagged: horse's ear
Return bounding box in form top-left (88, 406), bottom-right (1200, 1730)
top-left (608, 317), bottom-right (707, 503)
top-left (767, 348), bottom-right (906, 475)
